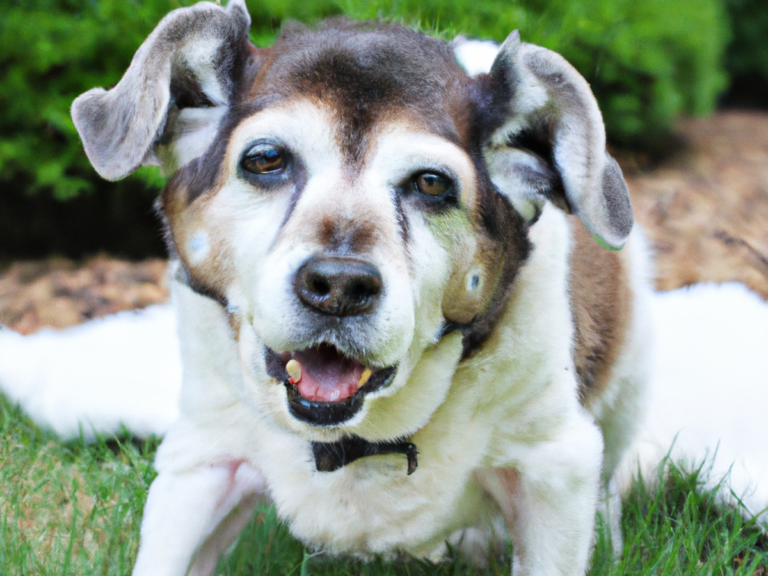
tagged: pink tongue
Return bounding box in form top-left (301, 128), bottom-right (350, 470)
top-left (291, 345), bottom-right (365, 403)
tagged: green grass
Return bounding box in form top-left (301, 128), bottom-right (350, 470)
top-left (1, 392), bottom-right (766, 575)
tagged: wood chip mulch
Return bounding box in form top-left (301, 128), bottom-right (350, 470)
top-left (627, 111), bottom-right (768, 298)
top-left (0, 257), bottom-right (168, 335)
top-left (1, 111), bottom-right (767, 335)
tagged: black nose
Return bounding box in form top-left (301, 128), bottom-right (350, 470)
top-left (295, 256), bottom-right (382, 317)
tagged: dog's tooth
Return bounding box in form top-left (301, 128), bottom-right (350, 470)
top-left (358, 367), bottom-right (373, 388)
top-left (286, 359), bottom-right (302, 384)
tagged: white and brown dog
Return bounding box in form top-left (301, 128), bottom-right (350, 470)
top-left (71, 1), bottom-right (653, 574)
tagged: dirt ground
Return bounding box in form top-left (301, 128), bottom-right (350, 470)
top-left (1, 111), bottom-right (766, 335)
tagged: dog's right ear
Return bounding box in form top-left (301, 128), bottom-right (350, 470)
top-left (477, 32), bottom-right (633, 251)
top-left (71, 0), bottom-right (252, 181)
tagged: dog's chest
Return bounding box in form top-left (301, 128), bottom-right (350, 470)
top-left (243, 221), bottom-right (575, 554)
top-left (256, 394), bottom-right (500, 555)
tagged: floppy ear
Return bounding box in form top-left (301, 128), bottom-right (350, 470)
top-left (71, 0), bottom-right (251, 181)
top-left (481, 31), bottom-right (633, 250)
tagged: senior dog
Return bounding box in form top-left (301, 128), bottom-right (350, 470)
top-left (71, 1), bottom-right (653, 574)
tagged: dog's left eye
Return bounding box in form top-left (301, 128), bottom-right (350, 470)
top-left (414, 172), bottom-right (452, 197)
top-left (241, 144), bottom-right (285, 174)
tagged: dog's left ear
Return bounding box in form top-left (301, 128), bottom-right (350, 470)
top-left (71, 0), bottom-right (252, 181)
top-left (479, 32), bottom-right (632, 250)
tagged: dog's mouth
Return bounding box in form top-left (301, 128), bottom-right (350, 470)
top-left (265, 344), bottom-right (396, 426)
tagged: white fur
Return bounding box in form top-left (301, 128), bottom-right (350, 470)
top-left (4, 276), bottom-right (767, 549)
top-left (196, 106), bottom-right (488, 445)
top-left (453, 38), bottom-right (501, 77)
top-left (237, 106), bottom-right (421, 373)
top-left (133, 461), bottom-right (265, 576)
top-left (161, 106), bottom-right (226, 174)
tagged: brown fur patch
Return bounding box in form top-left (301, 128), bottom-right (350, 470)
top-left (456, 188), bottom-right (532, 359)
top-left (315, 214), bottom-right (378, 255)
top-left (159, 174), bottom-right (233, 308)
top-left (568, 218), bottom-right (631, 400)
top-left (244, 19), bottom-right (503, 166)
top-left (266, 21), bottom-right (465, 161)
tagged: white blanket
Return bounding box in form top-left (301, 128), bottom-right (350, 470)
top-left (0, 304), bottom-right (181, 439)
top-left (1, 282), bottom-right (766, 519)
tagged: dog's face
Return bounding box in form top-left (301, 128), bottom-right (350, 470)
top-left (156, 22), bottom-right (532, 439)
top-left (72, 0), bottom-right (633, 441)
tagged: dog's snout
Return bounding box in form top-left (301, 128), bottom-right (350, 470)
top-left (295, 257), bottom-right (382, 317)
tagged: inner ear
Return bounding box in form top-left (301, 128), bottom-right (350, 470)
top-left (507, 126), bottom-right (552, 165)
top-left (485, 139), bottom-right (568, 224)
top-left (505, 127), bottom-right (571, 215)
top-left (170, 71), bottom-right (217, 110)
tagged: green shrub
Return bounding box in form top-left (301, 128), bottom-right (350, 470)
top-left (340, 0), bottom-right (730, 149)
top-left (0, 0), bottom-right (729, 204)
top-left (723, 0), bottom-right (768, 107)
top-left (0, 0), bottom-right (181, 201)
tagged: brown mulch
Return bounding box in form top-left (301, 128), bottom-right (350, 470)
top-left (0, 257), bottom-right (168, 335)
top-left (627, 110), bottom-right (768, 298)
top-left (1, 111), bottom-right (767, 335)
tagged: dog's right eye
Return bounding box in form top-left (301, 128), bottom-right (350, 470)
top-left (241, 144), bottom-right (285, 174)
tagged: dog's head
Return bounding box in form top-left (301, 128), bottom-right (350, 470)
top-left (72, 0), bottom-right (632, 441)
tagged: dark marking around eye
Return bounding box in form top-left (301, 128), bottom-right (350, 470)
top-left (393, 192), bottom-right (410, 244)
top-left (279, 157), bottom-right (308, 230)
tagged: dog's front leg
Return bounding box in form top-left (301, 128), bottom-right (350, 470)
top-left (477, 414), bottom-right (603, 576)
top-left (132, 461), bottom-right (265, 576)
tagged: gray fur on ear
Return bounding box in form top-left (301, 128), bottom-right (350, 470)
top-left (484, 31), bottom-right (633, 250)
top-left (71, 0), bottom-right (251, 181)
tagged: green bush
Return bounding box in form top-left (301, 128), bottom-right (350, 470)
top-left (0, 0), bottom-right (178, 201)
top-left (723, 0), bottom-right (768, 106)
top-left (339, 0), bottom-right (730, 149)
top-left (0, 0), bottom-right (729, 204)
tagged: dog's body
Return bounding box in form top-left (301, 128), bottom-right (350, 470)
top-left (71, 1), bottom-right (653, 574)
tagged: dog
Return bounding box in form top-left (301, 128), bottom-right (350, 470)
top-left (71, 1), bottom-right (653, 574)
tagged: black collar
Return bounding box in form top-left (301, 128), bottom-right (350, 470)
top-left (312, 435), bottom-right (418, 475)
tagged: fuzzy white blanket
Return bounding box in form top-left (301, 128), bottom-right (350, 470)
top-left (1, 282), bottom-right (766, 520)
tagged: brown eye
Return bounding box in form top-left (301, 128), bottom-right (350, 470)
top-left (414, 172), bottom-right (451, 196)
top-left (241, 144), bottom-right (285, 174)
